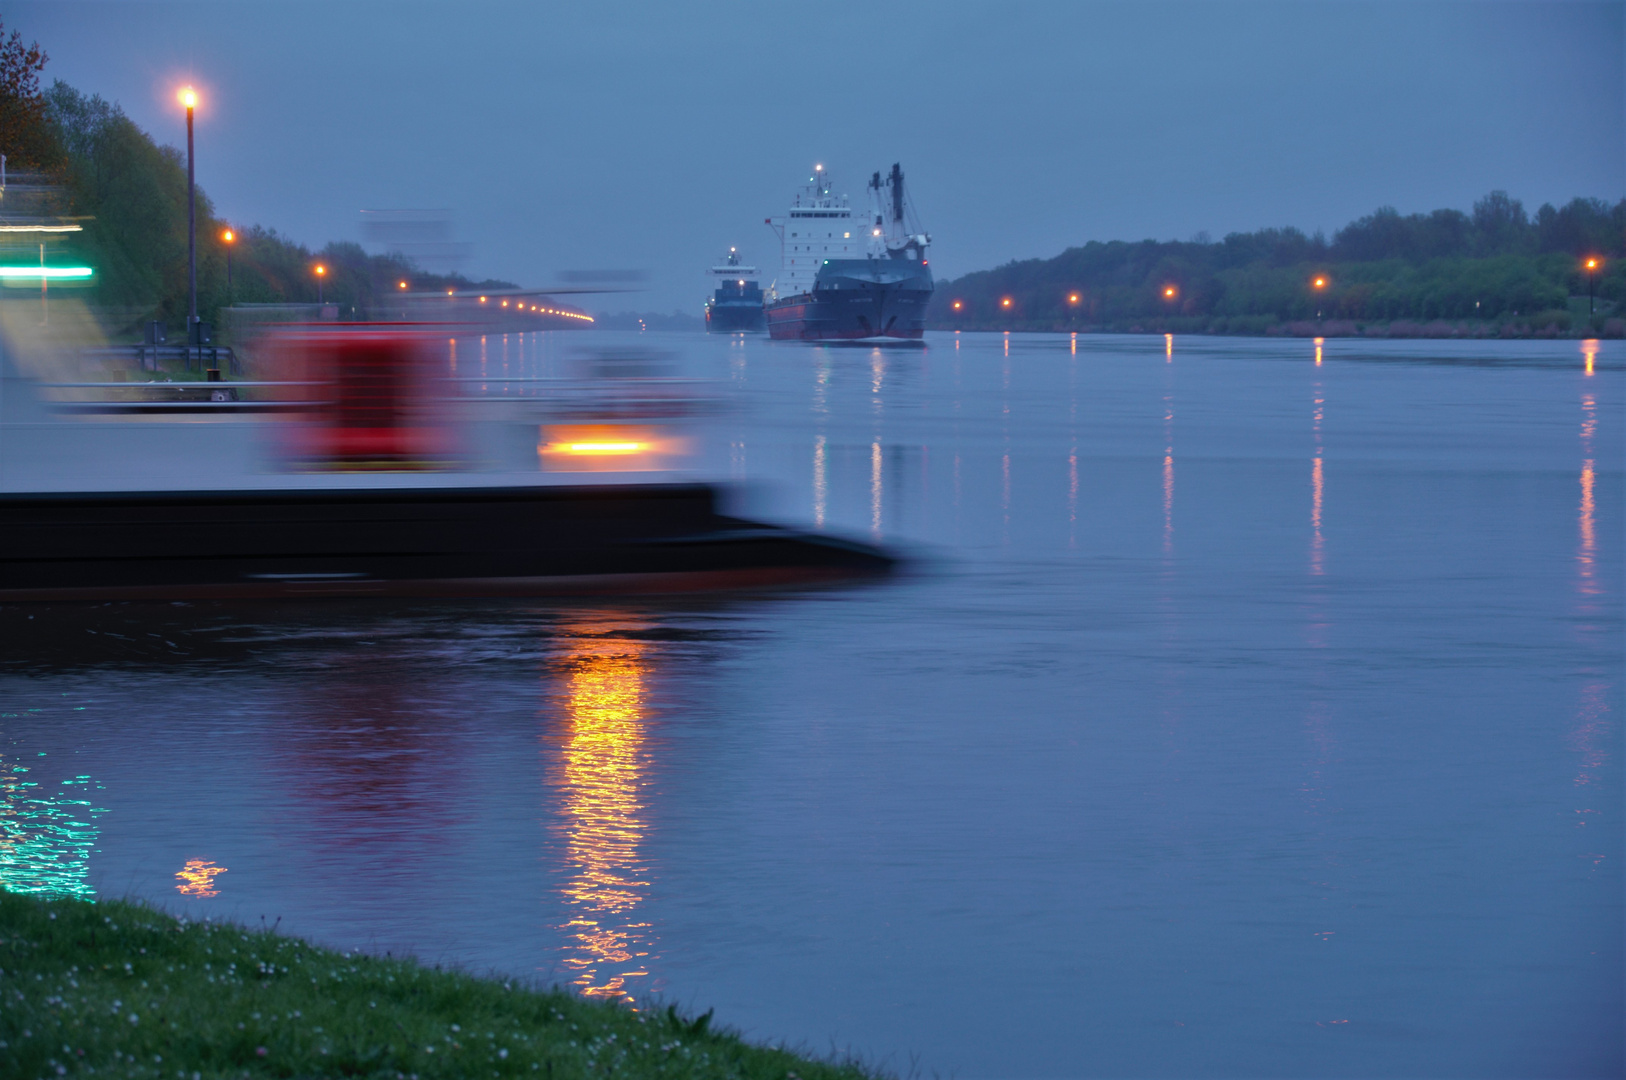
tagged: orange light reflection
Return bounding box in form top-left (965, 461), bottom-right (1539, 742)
top-left (553, 626), bottom-right (652, 1002)
top-left (175, 859), bottom-right (226, 898)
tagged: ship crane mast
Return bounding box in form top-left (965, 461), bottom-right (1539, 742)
top-left (868, 163), bottom-right (930, 262)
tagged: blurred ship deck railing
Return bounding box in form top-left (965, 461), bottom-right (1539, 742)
top-left (75, 344), bottom-right (243, 376)
top-left (27, 375), bottom-right (723, 422)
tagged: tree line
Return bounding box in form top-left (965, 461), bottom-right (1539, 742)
top-left (931, 192), bottom-right (1625, 335)
top-left (0, 19), bottom-right (512, 339)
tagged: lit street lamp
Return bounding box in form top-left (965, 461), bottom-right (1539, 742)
top-left (1312, 275), bottom-right (1328, 318)
top-left (1584, 257), bottom-right (1600, 317)
top-left (178, 87), bottom-right (198, 351)
top-left (314, 264), bottom-right (327, 305)
top-left (221, 227), bottom-right (234, 305)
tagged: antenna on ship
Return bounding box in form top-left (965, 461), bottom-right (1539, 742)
top-left (890, 163), bottom-right (905, 224)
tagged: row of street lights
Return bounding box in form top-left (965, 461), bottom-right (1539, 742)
top-left (949, 261), bottom-right (1607, 319)
top-left (177, 85), bottom-right (338, 316)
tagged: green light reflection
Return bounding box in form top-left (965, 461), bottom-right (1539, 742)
top-left (0, 756), bottom-right (107, 900)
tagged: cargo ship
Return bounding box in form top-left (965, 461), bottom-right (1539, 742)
top-left (763, 163), bottom-right (932, 342)
top-left (704, 248), bottom-right (765, 332)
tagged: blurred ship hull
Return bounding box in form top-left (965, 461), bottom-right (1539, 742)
top-left (0, 484), bottom-right (893, 600)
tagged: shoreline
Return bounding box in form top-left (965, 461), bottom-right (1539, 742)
top-left (0, 891), bottom-right (876, 1080)
top-left (927, 317), bottom-right (1624, 340)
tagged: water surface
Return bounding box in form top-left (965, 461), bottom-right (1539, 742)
top-left (1, 331), bottom-right (1619, 1078)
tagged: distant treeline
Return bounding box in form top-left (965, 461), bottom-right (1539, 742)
top-left (932, 192), bottom-right (1626, 337)
top-left (0, 19), bottom-right (517, 339)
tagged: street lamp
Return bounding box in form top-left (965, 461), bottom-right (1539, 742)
top-left (1584, 257), bottom-right (1600, 316)
top-left (1162, 285), bottom-right (1177, 300)
top-left (221, 228), bottom-right (234, 305)
top-left (178, 86), bottom-right (199, 353)
top-left (314, 263), bottom-right (327, 304)
top-left (1312, 275), bottom-right (1328, 318)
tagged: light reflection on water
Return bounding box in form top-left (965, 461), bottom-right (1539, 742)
top-left (550, 620), bottom-right (654, 1002)
top-left (175, 858), bottom-right (227, 898)
top-left (0, 757), bottom-right (105, 900)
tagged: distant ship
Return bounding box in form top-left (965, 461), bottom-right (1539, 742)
top-left (704, 248), bottom-right (765, 332)
top-left (763, 163), bottom-right (933, 342)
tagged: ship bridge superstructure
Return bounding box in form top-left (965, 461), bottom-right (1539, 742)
top-left (708, 247), bottom-right (757, 283)
top-left (764, 165), bottom-right (861, 301)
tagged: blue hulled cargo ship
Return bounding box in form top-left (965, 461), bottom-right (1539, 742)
top-left (764, 163), bottom-right (933, 342)
top-left (704, 248), bottom-right (765, 332)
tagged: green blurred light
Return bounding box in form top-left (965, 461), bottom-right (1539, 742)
top-left (0, 266), bottom-right (95, 280)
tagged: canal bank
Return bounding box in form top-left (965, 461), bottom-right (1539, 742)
top-left (0, 891), bottom-right (874, 1080)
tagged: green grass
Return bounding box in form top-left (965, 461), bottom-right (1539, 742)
top-left (0, 891), bottom-right (874, 1080)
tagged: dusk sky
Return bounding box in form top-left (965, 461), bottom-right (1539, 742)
top-left (17, 1), bottom-right (1625, 313)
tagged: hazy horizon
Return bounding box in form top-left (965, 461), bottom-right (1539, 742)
top-left (16, 0), bottom-right (1625, 312)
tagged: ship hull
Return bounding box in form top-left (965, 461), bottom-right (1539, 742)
top-left (766, 259), bottom-right (932, 341)
top-left (706, 301), bottom-right (765, 333)
top-left (0, 484), bottom-right (894, 601)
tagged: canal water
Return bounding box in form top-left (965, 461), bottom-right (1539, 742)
top-left (1, 331), bottom-right (1620, 1078)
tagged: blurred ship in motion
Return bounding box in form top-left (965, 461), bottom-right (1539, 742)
top-left (764, 163), bottom-right (932, 342)
top-left (704, 248), bottom-right (765, 332)
top-left (0, 319), bottom-right (894, 599)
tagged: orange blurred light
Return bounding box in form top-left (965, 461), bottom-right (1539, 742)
top-left (177, 86), bottom-right (197, 110)
top-left (398, 281), bottom-right (408, 289)
top-left (479, 296), bottom-right (487, 303)
top-left (221, 228), bottom-right (234, 244)
top-left (952, 300), bottom-right (963, 311)
top-left (540, 425), bottom-right (662, 463)
top-left (1313, 277), bottom-right (1327, 289)
top-left (314, 265), bottom-right (326, 276)
top-left (1068, 293), bottom-right (1080, 304)
top-left (1163, 286), bottom-right (1176, 298)
top-left (1001, 297), bottom-right (1012, 308)
top-left (1585, 258), bottom-right (1599, 270)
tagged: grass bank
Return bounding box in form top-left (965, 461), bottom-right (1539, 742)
top-left (0, 891), bottom-right (873, 1080)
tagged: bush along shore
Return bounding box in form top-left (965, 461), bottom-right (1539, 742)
top-left (0, 892), bottom-right (873, 1080)
top-left (930, 191), bottom-right (1626, 338)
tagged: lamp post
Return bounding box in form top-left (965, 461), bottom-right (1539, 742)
top-left (1312, 275), bottom-right (1328, 319)
top-left (314, 264), bottom-right (327, 305)
top-left (179, 87), bottom-right (198, 356)
top-left (221, 228), bottom-right (234, 305)
top-left (1584, 258), bottom-right (1599, 317)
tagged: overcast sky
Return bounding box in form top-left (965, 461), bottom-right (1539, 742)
top-left (15, 1), bottom-right (1625, 312)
